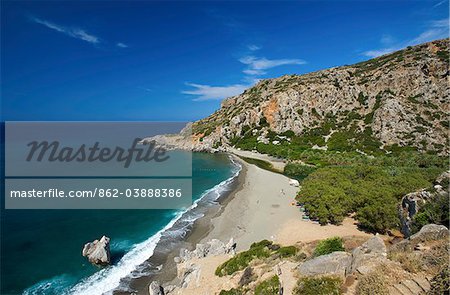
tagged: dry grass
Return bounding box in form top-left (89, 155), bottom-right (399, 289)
top-left (388, 238), bottom-right (448, 275)
top-left (355, 271), bottom-right (389, 295)
top-left (388, 251), bottom-right (424, 273)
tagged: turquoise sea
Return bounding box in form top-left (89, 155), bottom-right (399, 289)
top-left (0, 151), bottom-right (240, 295)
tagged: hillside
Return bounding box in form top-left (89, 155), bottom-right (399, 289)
top-left (191, 39), bottom-right (449, 155)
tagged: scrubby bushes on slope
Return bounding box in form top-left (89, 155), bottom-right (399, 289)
top-left (254, 275), bottom-right (280, 295)
top-left (294, 276), bottom-right (342, 295)
top-left (313, 237), bottom-right (345, 257)
top-left (216, 240), bottom-right (298, 277)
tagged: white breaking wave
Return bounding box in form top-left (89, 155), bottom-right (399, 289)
top-left (68, 158), bottom-right (242, 295)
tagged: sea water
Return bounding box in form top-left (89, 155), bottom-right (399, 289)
top-left (0, 152), bottom-right (240, 295)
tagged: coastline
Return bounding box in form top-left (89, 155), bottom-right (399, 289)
top-left (201, 155), bottom-right (372, 250)
top-left (119, 154), bottom-right (245, 294)
top-left (199, 155), bottom-right (300, 251)
top-left (125, 152), bottom-right (373, 294)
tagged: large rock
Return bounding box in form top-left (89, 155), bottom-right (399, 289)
top-left (298, 251), bottom-right (351, 278)
top-left (226, 237), bottom-right (237, 255)
top-left (82, 235), bottom-right (111, 266)
top-left (176, 239), bottom-right (236, 263)
top-left (148, 281), bottom-right (164, 295)
top-left (393, 224), bottom-right (449, 251)
top-left (347, 236), bottom-right (387, 275)
top-left (399, 189), bottom-right (433, 237)
top-left (178, 262), bottom-right (200, 288)
top-left (435, 170), bottom-right (449, 185)
top-left (409, 224), bottom-right (449, 243)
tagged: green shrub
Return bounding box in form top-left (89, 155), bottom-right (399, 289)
top-left (411, 194), bottom-right (449, 234)
top-left (313, 237), bottom-right (345, 257)
top-left (276, 246), bottom-right (298, 258)
top-left (284, 163), bottom-right (317, 180)
top-left (436, 50), bottom-right (449, 62)
top-left (357, 91), bottom-right (368, 105)
top-left (297, 164), bottom-right (440, 232)
top-left (219, 288), bottom-right (244, 295)
top-left (294, 276), bottom-right (342, 295)
top-left (327, 131), bottom-right (353, 152)
top-left (215, 240), bottom-right (273, 276)
top-left (254, 275), bottom-right (280, 295)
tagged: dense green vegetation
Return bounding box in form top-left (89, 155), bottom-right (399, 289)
top-left (232, 123), bottom-right (446, 233)
top-left (297, 164), bottom-right (443, 232)
top-left (284, 163), bottom-right (317, 180)
top-left (238, 156), bottom-right (280, 173)
top-left (254, 275), bottom-right (280, 295)
top-left (410, 193), bottom-right (449, 234)
top-left (232, 121), bottom-right (445, 163)
top-left (276, 246), bottom-right (298, 258)
top-left (215, 240), bottom-right (272, 277)
top-left (215, 240), bottom-right (296, 277)
top-left (294, 276), bottom-right (342, 295)
top-left (313, 237), bottom-right (345, 257)
top-left (233, 125), bottom-right (446, 234)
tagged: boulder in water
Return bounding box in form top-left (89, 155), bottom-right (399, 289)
top-left (82, 235), bottom-right (111, 266)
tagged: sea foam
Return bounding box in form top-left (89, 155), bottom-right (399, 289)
top-left (67, 156), bottom-right (241, 295)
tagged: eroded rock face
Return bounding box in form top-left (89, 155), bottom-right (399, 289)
top-left (298, 251), bottom-right (351, 278)
top-left (176, 239), bottom-right (236, 263)
top-left (410, 224), bottom-right (449, 242)
top-left (82, 236), bottom-right (111, 266)
top-left (347, 236), bottom-right (387, 275)
top-left (393, 224), bottom-right (449, 251)
top-left (148, 281), bottom-right (165, 295)
top-left (188, 39), bottom-right (449, 154)
top-left (178, 262), bottom-right (200, 289)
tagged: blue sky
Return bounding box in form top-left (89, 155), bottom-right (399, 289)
top-left (1, 1), bottom-right (448, 121)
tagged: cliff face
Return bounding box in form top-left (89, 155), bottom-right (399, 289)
top-left (192, 39), bottom-right (449, 154)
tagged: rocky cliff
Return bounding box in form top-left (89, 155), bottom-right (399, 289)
top-left (191, 39), bottom-right (449, 154)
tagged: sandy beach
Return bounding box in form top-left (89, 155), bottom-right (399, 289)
top-left (203, 156), bottom-right (372, 250)
top-left (201, 156), bottom-right (299, 251)
top-left (167, 156), bottom-right (374, 295)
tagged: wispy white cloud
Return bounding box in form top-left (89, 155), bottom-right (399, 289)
top-left (182, 82), bottom-right (252, 101)
top-left (184, 46), bottom-right (305, 101)
top-left (433, 0), bottom-right (448, 8)
top-left (239, 56), bottom-right (306, 75)
top-left (116, 42), bottom-right (128, 48)
top-left (430, 18), bottom-right (449, 28)
top-left (248, 44), bottom-right (261, 51)
top-left (380, 34), bottom-right (395, 46)
top-left (362, 18), bottom-right (449, 58)
top-left (31, 17), bottom-right (100, 44)
top-left (138, 86), bottom-right (152, 92)
top-left (363, 48), bottom-right (397, 58)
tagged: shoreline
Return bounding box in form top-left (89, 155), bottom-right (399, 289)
top-left (199, 155), bottom-right (300, 251)
top-left (120, 154), bottom-right (246, 294)
top-left (125, 152), bottom-right (373, 294)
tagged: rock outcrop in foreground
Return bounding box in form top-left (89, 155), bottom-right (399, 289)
top-left (150, 224), bottom-right (449, 295)
top-left (82, 235), bottom-right (111, 266)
